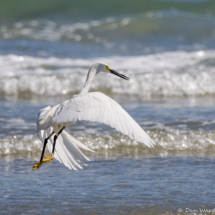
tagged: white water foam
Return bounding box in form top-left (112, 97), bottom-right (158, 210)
top-left (1, 130), bottom-right (215, 156)
top-left (0, 50), bottom-right (215, 97)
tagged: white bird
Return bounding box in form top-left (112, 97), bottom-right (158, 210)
top-left (33, 62), bottom-right (155, 170)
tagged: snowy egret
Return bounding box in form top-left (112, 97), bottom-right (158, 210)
top-left (33, 62), bottom-right (155, 170)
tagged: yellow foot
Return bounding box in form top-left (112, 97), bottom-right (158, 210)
top-left (33, 161), bottom-right (43, 170)
top-left (43, 154), bottom-right (54, 163)
top-left (32, 154), bottom-right (54, 170)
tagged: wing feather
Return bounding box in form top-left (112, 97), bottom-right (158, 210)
top-left (51, 92), bottom-right (155, 148)
top-left (38, 129), bottom-right (93, 170)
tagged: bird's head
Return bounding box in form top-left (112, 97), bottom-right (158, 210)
top-left (96, 62), bottom-right (129, 81)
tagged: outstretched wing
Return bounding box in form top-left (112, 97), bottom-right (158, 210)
top-left (51, 92), bottom-right (155, 148)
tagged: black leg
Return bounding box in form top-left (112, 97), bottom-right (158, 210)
top-left (33, 131), bottom-right (54, 170)
top-left (52, 126), bottom-right (65, 154)
top-left (58, 126), bottom-right (65, 135)
top-left (52, 135), bottom-right (58, 154)
top-left (40, 138), bottom-right (48, 162)
top-left (38, 131), bottom-right (54, 163)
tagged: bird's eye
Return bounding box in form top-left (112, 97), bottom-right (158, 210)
top-left (105, 66), bottom-right (110, 70)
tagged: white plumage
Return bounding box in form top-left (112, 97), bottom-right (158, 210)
top-left (34, 62), bottom-right (155, 170)
top-left (51, 92), bottom-right (154, 147)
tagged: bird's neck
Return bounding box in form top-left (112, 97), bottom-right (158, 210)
top-left (79, 65), bottom-right (97, 95)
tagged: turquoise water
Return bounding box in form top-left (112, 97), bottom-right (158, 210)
top-left (0, 1), bottom-right (215, 214)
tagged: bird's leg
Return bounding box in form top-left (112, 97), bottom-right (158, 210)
top-left (42, 135), bottom-right (57, 163)
top-left (33, 131), bottom-right (54, 170)
top-left (44, 126), bottom-right (65, 162)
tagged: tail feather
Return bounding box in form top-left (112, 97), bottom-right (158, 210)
top-left (63, 132), bottom-right (95, 153)
top-left (38, 129), bottom-right (93, 170)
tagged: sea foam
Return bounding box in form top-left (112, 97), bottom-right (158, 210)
top-left (0, 50), bottom-right (215, 98)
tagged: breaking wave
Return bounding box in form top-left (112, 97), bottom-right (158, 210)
top-left (1, 130), bottom-right (215, 156)
top-left (1, 50), bottom-right (215, 98)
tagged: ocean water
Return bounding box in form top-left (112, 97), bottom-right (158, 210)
top-left (1, 1), bottom-right (215, 214)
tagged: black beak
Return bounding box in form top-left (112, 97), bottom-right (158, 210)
top-left (109, 69), bottom-right (129, 81)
